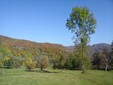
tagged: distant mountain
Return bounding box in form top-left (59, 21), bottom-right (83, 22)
top-left (91, 43), bottom-right (111, 52)
top-left (66, 44), bottom-right (111, 53)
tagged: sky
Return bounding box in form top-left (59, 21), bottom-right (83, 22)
top-left (0, 0), bottom-right (113, 46)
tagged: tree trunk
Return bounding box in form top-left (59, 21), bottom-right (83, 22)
top-left (82, 64), bottom-right (85, 74)
top-left (105, 62), bottom-right (108, 71)
top-left (81, 45), bottom-right (86, 74)
top-left (105, 59), bottom-right (108, 71)
top-left (41, 66), bottom-right (43, 71)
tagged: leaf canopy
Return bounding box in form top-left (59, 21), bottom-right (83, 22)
top-left (66, 6), bottom-right (96, 44)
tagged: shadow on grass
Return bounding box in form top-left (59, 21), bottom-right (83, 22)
top-left (25, 69), bottom-right (59, 73)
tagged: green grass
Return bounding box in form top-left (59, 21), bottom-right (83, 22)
top-left (0, 68), bottom-right (113, 85)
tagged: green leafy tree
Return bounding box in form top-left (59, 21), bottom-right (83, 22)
top-left (92, 52), bottom-right (101, 69)
top-left (57, 55), bottom-right (65, 69)
top-left (66, 6), bottom-right (96, 73)
top-left (12, 56), bottom-right (25, 68)
top-left (25, 58), bottom-right (36, 71)
top-left (64, 54), bottom-right (81, 70)
top-left (0, 53), bottom-right (4, 67)
top-left (0, 46), bottom-right (13, 68)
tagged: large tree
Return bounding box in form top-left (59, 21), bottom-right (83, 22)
top-left (66, 6), bottom-right (96, 73)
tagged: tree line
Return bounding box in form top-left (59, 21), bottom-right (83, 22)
top-left (0, 41), bottom-right (113, 71)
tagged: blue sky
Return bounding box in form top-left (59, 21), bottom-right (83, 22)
top-left (0, 0), bottom-right (113, 46)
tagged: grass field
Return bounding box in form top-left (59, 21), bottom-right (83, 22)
top-left (0, 68), bottom-right (113, 85)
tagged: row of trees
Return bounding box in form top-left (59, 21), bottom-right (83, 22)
top-left (52, 42), bottom-right (113, 71)
top-left (24, 55), bottom-right (48, 71)
top-left (52, 52), bottom-right (91, 70)
top-left (0, 41), bottom-right (113, 72)
top-left (0, 44), bottom-right (48, 71)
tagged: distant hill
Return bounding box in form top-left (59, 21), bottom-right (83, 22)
top-left (66, 43), bottom-right (111, 53)
top-left (0, 35), bottom-right (66, 51)
top-left (91, 43), bottom-right (111, 52)
top-left (0, 35), bottom-right (111, 56)
top-left (0, 35), bottom-right (68, 59)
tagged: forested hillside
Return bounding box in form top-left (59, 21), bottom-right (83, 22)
top-left (0, 35), bottom-right (69, 70)
top-left (0, 35), bottom-right (111, 54)
top-left (0, 35), bottom-right (113, 70)
top-left (0, 35), bottom-right (67, 57)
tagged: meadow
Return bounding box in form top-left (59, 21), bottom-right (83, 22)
top-left (0, 68), bottom-right (113, 85)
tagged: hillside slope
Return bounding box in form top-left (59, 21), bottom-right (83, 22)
top-left (0, 35), bottom-right (111, 57)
